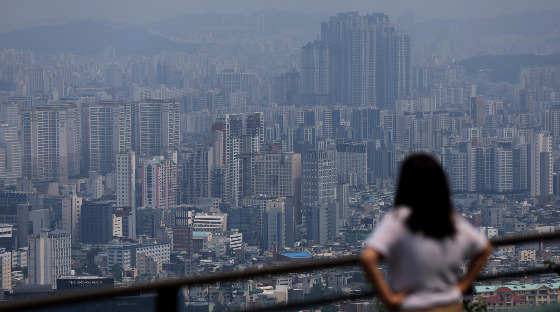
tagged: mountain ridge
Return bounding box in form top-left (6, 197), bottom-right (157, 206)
top-left (0, 20), bottom-right (205, 56)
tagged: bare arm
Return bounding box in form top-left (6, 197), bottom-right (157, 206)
top-left (457, 242), bottom-right (493, 294)
top-left (360, 247), bottom-right (408, 309)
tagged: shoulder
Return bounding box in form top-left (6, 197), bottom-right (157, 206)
top-left (452, 213), bottom-right (477, 231)
top-left (389, 205), bottom-right (412, 222)
top-left (364, 206), bottom-right (410, 254)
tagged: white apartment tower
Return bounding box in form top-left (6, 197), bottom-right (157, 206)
top-left (0, 124), bottom-right (22, 185)
top-left (84, 101), bottom-right (132, 174)
top-left (61, 195), bottom-right (82, 245)
top-left (142, 156), bottom-right (177, 209)
top-left (133, 99), bottom-right (180, 158)
top-left (210, 113), bottom-right (264, 207)
top-left (531, 132), bottom-right (553, 197)
top-left (22, 102), bottom-right (81, 183)
top-left (117, 151), bottom-right (136, 237)
top-left (28, 230), bottom-right (72, 289)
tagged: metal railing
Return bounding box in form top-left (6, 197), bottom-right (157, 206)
top-left (2, 231), bottom-right (560, 312)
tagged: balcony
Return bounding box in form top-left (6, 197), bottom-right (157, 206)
top-left (2, 232), bottom-right (560, 312)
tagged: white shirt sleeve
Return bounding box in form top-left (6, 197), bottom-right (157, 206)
top-left (456, 216), bottom-right (489, 260)
top-left (365, 209), bottom-right (405, 257)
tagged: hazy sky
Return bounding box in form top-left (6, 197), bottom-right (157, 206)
top-left (2, 0), bottom-right (560, 25)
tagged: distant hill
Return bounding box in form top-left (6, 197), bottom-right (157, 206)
top-left (145, 9), bottom-right (328, 36)
top-left (414, 9), bottom-right (560, 42)
top-left (0, 20), bottom-right (204, 56)
top-left (455, 54), bottom-right (560, 82)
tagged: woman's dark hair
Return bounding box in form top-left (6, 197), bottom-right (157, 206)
top-left (394, 154), bottom-right (456, 239)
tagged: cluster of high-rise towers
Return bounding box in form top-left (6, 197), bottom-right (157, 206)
top-left (301, 12), bottom-right (411, 109)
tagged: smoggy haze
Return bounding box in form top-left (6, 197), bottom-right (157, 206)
top-left (2, 0), bottom-right (560, 26)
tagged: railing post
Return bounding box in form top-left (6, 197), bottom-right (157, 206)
top-left (157, 286), bottom-right (179, 312)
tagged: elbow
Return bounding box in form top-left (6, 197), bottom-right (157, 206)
top-left (360, 248), bottom-right (379, 267)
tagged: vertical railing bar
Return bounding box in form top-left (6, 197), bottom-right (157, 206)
top-left (157, 286), bottom-right (179, 312)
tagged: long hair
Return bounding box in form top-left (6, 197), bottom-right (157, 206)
top-left (394, 154), bottom-right (456, 239)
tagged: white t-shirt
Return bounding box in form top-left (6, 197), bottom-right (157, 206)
top-left (365, 206), bottom-right (488, 310)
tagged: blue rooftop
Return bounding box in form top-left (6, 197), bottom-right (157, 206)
top-left (281, 251), bottom-right (312, 259)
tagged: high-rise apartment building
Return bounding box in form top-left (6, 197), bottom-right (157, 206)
top-left (80, 201), bottom-right (113, 244)
top-left (321, 12), bottom-right (410, 108)
top-left (351, 107), bottom-right (381, 142)
top-left (0, 124), bottom-right (22, 186)
top-left (28, 230), bottom-right (72, 289)
top-left (210, 113), bottom-right (264, 207)
top-left (253, 152), bottom-right (302, 199)
top-left (22, 102), bottom-right (81, 183)
top-left (301, 41), bottom-right (329, 106)
top-left (61, 195), bottom-right (82, 245)
top-left (116, 151), bottom-right (136, 237)
top-left (301, 150), bottom-right (336, 231)
top-left (335, 143), bottom-right (367, 188)
top-left (84, 101), bottom-right (132, 174)
top-left (185, 146), bottom-right (214, 204)
top-left (116, 151), bottom-right (136, 208)
top-left (263, 203), bottom-right (285, 251)
top-left (132, 99), bottom-right (180, 158)
top-left (531, 132), bottom-right (553, 197)
top-left (0, 248), bottom-right (11, 291)
top-left (142, 156), bottom-right (177, 209)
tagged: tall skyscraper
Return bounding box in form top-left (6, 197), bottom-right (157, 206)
top-left (351, 107), bottom-right (381, 142)
top-left (132, 99), bottom-right (180, 158)
top-left (321, 12), bottom-right (410, 108)
top-left (84, 101), bottom-right (132, 174)
top-left (335, 143), bottom-right (367, 188)
top-left (531, 132), bottom-right (553, 198)
top-left (142, 156), bottom-right (178, 209)
top-left (252, 152), bottom-right (302, 199)
top-left (28, 230), bottom-right (72, 289)
top-left (116, 151), bottom-right (136, 237)
top-left (22, 102), bottom-right (81, 183)
top-left (301, 149), bottom-right (336, 231)
top-left (61, 195), bottom-right (82, 245)
top-left (185, 146), bottom-right (214, 204)
top-left (80, 201), bottom-right (113, 244)
top-left (0, 124), bottom-right (22, 186)
top-left (210, 113), bottom-right (264, 207)
top-left (301, 41), bottom-right (330, 106)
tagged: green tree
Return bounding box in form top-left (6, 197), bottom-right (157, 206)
top-left (111, 264), bottom-right (123, 282)
top-left (212, 302), bottom-right (226, 312)
top-left (76, 263), bottom-right (102, 276)
top-left (463, 297), bottom-right (487, 312)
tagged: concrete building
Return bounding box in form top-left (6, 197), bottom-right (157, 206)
top-left (28, 230), bottom-right (71, 289)
top-left (0, 124), bottom-right (22, 186)
top-left (80, 201), bottom-right (113, 244)
top-left (335, 143), bottom-right (367, 188)
top-left (531, 131), bottom-right (553, 198)
top-left (323, 12), bottom-right (410, 108)
top-left (263, 204), bottom-right (285, 251)
top-left (185, 146), bottom-right (214, 204)
top-left (0, 248), bottom-right (11, 291)
top-left (22, 102), bottom-right (81, 183)
top-left (116, 151), bottom-right (136, 237)
top-left (301, 150), bottom-right (336, 230)
top-left (192, 213), bottom-right (227, 233)
top-left (84, 101), bottom-right (132, 174)
top-left (61, 195), bottom-right (82, 245)
top-left (142, 156), bottom-right (177, 209)
top-left (210, 113), bottom-right (264, 207)
top-left (132, 99), bottom-right (180, 158)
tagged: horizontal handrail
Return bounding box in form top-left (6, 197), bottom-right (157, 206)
top-left (1, 231), bottom-right (559, 311)
top-left (241, 267), bottom-right (560, 312)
